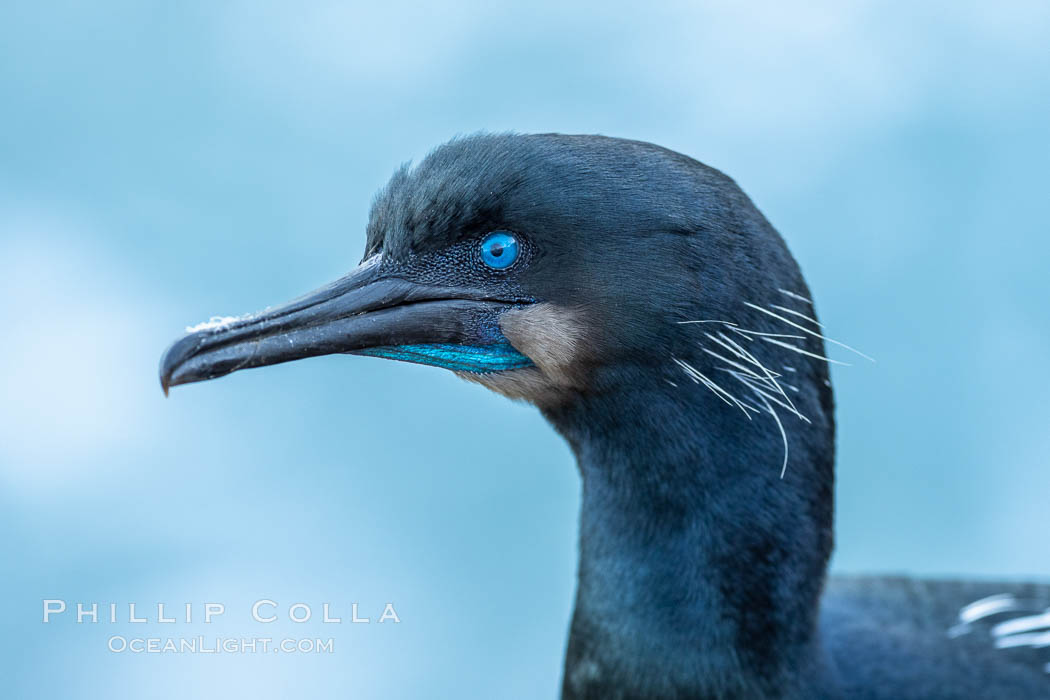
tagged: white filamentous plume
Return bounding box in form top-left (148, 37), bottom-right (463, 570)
top-left (673, 291), bottom-right (872, 477)
top-left (960, 594), bottom-right (1026, 625)
top-left (777, 288), bottom-right (813, 305)
top-left (744, 302), bottom-right (876, 363)
top-left (672, 356), bottom-right (757, 419)
top-left (769, 303), bottom-right (826, 329)
top-left (949, 594), bottom-right (1050, 671)
top-left (948, 593), bottom-right (1024, 638)
top-left (751, 388), bottom-right (790, 479)
top-left (185, 315), bottom-right (241, 333)
top-left (761, 336), bottom-right (850, 366)
top-left (992, 610), bottom-right (1050, 643)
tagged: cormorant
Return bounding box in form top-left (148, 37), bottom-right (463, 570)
top-left (160, 133), bottom-right (1050, 699)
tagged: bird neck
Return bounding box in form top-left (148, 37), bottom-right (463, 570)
top-left (545, 372), bottom-right (836, 699)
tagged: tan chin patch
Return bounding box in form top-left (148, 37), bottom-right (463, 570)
top-left (456, 367), bottom-right (563, 405)
top-left (455, 303), bottom-right (587, 406)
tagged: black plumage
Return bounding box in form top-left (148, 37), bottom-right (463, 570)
top-left (160, 133), bottom-right (1050, 699)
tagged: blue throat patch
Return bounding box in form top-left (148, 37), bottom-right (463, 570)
top-left (354, 343), bottom-right (533, 373)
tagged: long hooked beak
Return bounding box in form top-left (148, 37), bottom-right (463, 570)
top-left (158, 256), bottom-right (533, 395)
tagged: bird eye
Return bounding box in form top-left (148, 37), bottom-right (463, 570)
top-left (479, 231), bottom-right (520, 270)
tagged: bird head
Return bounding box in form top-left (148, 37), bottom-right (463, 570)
top-left (161, 133), bottom-right (829, 424)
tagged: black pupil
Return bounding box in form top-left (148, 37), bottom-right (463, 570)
top-left (489, 242), bottom-right (505, 257)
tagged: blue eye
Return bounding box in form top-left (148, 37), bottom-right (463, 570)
top-left (479, 231), bottom-right (520, 270)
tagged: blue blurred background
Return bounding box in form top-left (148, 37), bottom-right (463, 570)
top-left (2, 1), bottom-right (1048, 697)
